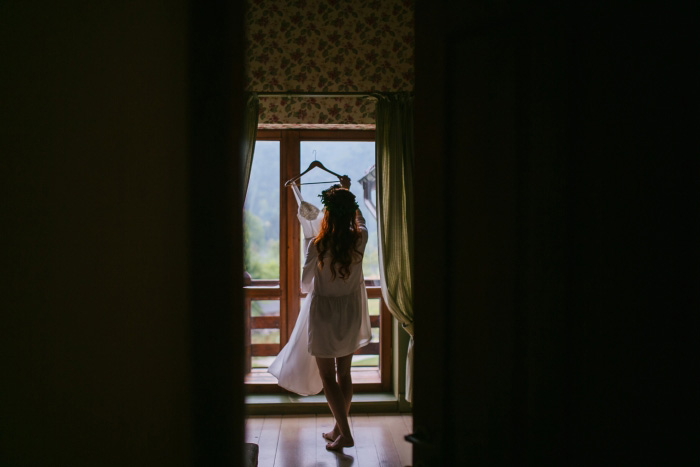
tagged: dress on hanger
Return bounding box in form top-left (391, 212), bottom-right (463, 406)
top-left (267, 185), bottom-right (372, 396)
top-left (290, 183), bottom-right (323, 253)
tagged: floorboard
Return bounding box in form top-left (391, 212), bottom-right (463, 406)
top-left (274, 415), bottom-right (317, 467)
top-left (401, 415), bottom-right (412, 432)
top-left (246, 416), bottom-right (265, 445)
top-left (382, 415), bottom-right (412, 467)
top-left (258, 416), bottom-right (282, 467)
top-left (247, 413), bottom-right (412, 467)
top-left (351, 414), bottom-right (381, 466)
top-left (371, 415), bottom-right (402, 467)
top-left (315, 415), bottom-right (338, 467)
top-left (340, 415), bottom-right (359, 466)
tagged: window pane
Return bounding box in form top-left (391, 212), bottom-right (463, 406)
top-left (252, 357), bottom-right (275, 369)
top-left (249, 299), bottom-right (280, 370)
top-left (251, 299), bottom-right (280, 317)
top-left (299, 141), bottom-right (379, 280)
top-left (244, 141), bottom-right (280, 280)
top-left (251, 329), bottom-right (280, 344)
top-left (352, 355), bottom-right (379, 367)
top-left (368, 298), bottom-right (380, 316)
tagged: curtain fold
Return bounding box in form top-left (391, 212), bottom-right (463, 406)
top-left (375, 92), bottom-right (415, 403)
top-left (241, 92), bottom-right (259, 202)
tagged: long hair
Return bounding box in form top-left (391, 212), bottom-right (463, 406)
top-left (313, 187), bottom-right (362, 280)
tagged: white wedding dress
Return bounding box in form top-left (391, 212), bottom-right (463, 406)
top-left (267, 184), bottom-right (372, 396)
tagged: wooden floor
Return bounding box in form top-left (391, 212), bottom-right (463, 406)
top-left (246, 413), bottom-right (413, 467)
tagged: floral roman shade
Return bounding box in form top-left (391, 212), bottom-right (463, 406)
top-left (246, 0), bottom-right (414, 124)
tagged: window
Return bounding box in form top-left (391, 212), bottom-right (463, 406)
top-left (244, 129), bottom-right (391, 392)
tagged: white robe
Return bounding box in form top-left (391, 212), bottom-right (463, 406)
top-left (268, 187), bottom-right (371, 396)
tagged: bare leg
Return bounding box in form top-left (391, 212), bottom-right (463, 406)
top-left (337, 354), bottom-right (353, 415)
top-left (323, 355), bottom-right (353, 441)
top-left (316, 356), bottom-right (354, 450)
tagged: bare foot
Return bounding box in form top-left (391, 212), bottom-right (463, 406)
top-left (322, 425), bottom-right (339, 442)
top-left (326, 434), bottom-right (354, 451)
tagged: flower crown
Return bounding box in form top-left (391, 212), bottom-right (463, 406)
top-left (318, 184), bottom-right (359, 217)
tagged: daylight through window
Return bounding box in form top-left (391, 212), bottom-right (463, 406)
top-left (243, 129), bottom-right (391, 392)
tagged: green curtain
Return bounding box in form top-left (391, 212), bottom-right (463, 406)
top-left (241, 92), bottom-right (259, 202)
top-left (375, 93), bottom-right (415, 403)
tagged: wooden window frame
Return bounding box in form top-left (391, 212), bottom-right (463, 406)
top-left (244, 129), bottom-right (392, 394)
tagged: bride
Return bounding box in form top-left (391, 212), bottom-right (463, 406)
top-left (268, 182), bottom-right (371, 451)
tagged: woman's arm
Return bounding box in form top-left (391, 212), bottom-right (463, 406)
top-left (356, 209), bottom-right (369, 248)
top-left (301, 239), bottom-right (318, 293)
top-left (356, 208), bottom-right (367, 231)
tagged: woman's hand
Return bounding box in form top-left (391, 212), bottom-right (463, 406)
top-left (339, 175), bottom-right (351, 189)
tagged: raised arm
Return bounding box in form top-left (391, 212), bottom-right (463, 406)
top-left (301, 239), bottom-right (318, 293)
top-left (356, 208), bottom-right (367, 231)
top-left (356, 209), bottom-right (368, 248)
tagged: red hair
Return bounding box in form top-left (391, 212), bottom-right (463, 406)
top-left (313, 188), bottom-right (362, 280)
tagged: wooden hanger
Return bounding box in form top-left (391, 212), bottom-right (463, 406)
top-left (284, 151), bottom-right (344, 186)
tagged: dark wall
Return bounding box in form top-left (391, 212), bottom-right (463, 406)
top-left (413, 2), bottom-right (696, 465)
top-left (0, 2), bottom-right (245, 466)
top-left (561, 5), bottom-right (696, 464)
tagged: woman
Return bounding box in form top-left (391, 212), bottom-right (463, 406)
top-left (303, 185), bottom-right (371, 450)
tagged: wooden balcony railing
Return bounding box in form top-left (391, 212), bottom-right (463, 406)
top-left (243, 280), bottom-right (384, 375)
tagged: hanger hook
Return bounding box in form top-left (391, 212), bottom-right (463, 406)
top-left (313, 149), bottom-right (317, 161)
